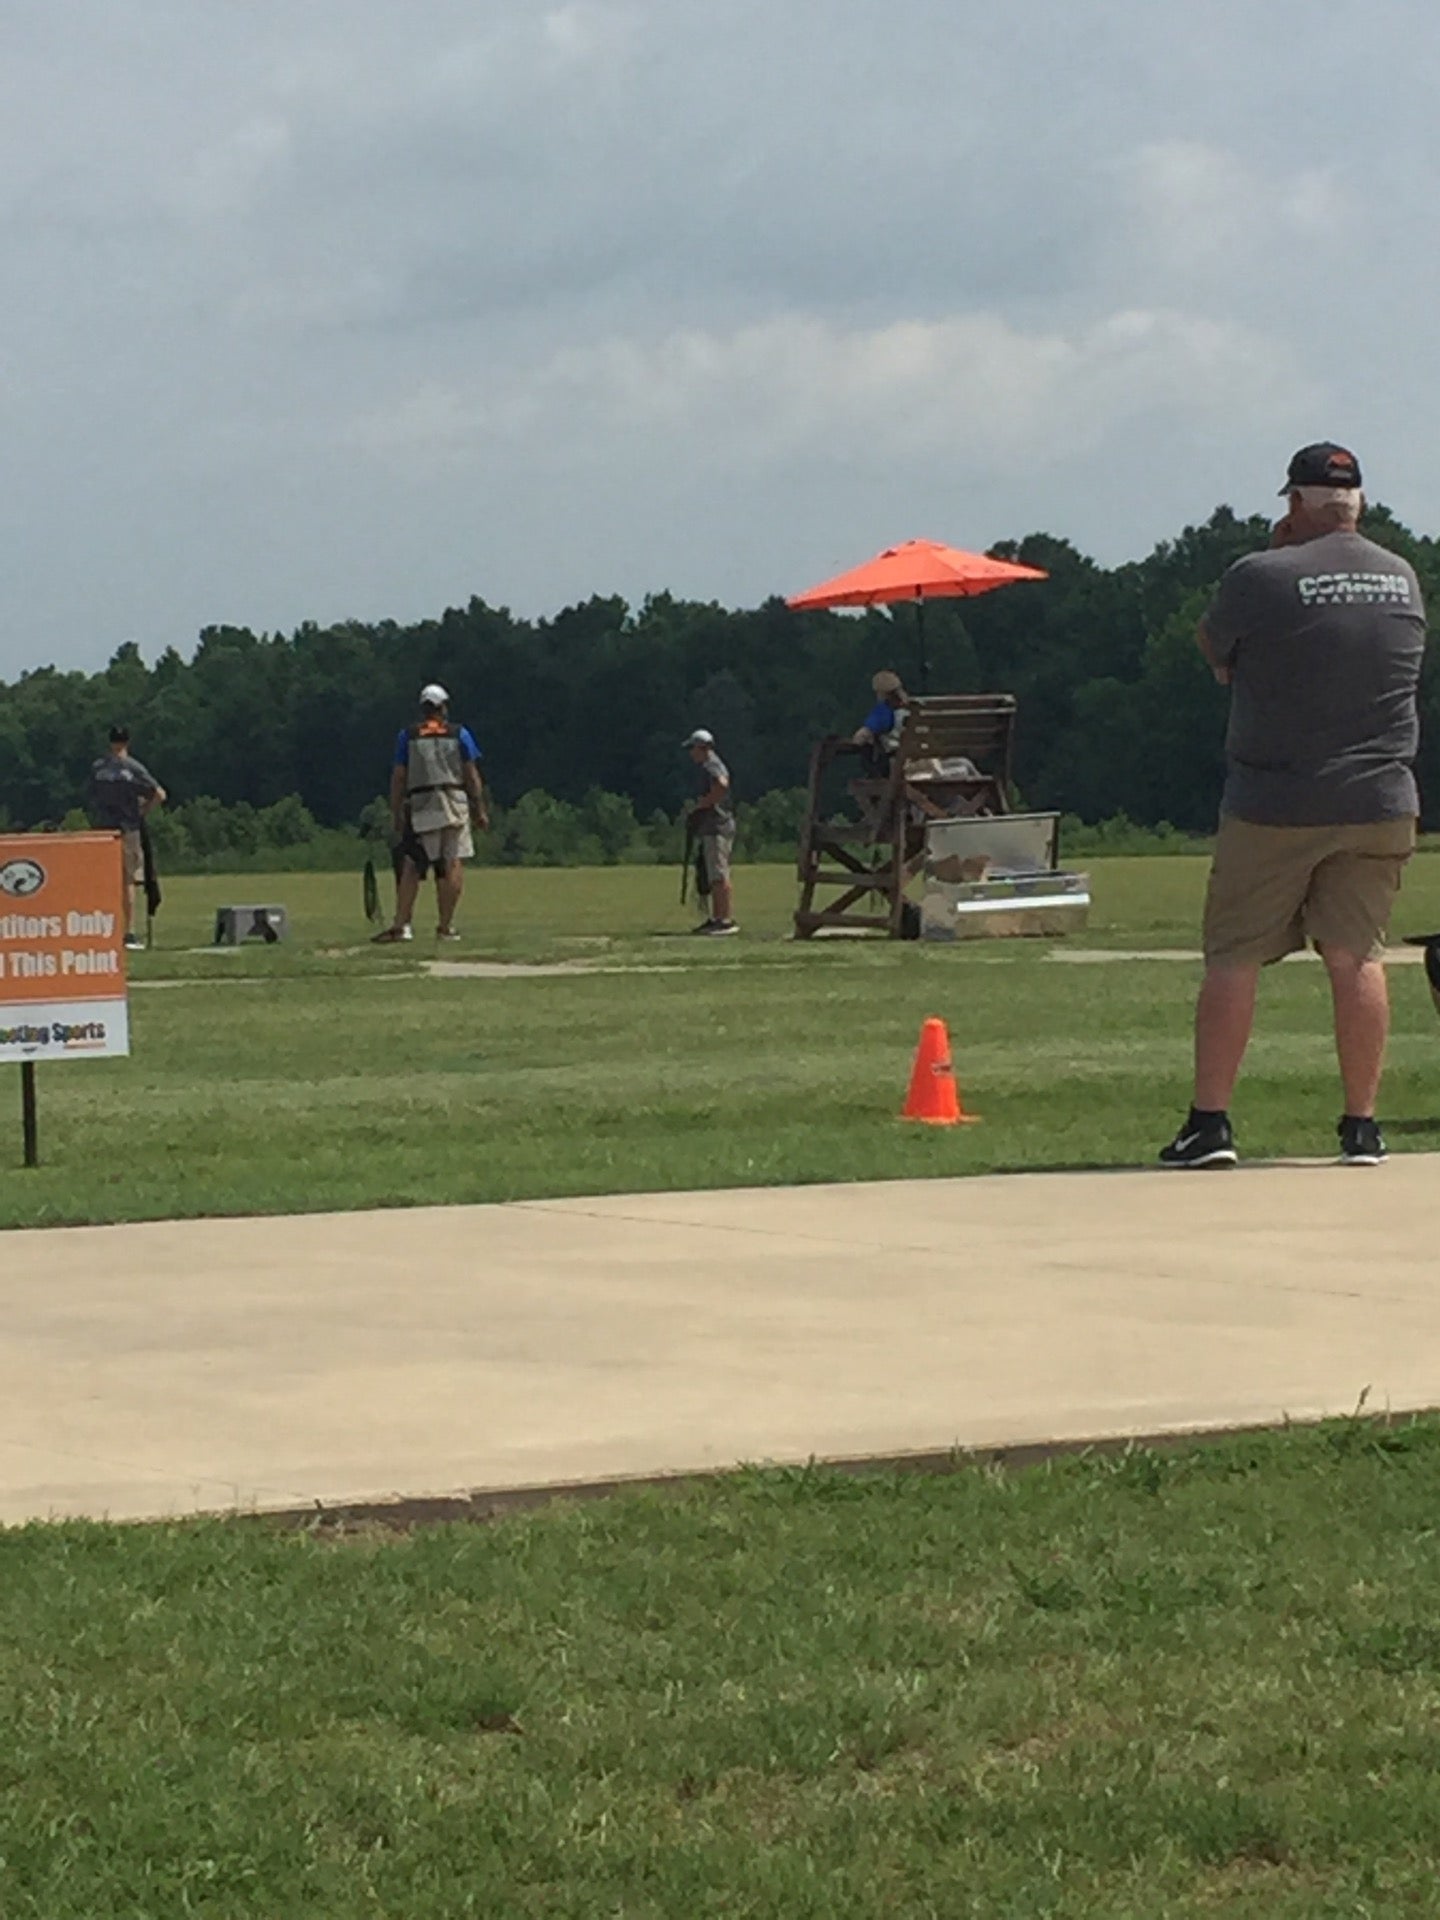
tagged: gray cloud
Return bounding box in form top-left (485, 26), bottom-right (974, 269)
top-left (1, 0), bottom-right (1437, 676)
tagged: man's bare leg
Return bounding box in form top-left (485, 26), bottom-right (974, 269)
top-left (392, 860), bottom-right (421, 931)
top-left (1321, 946), bottom-right (1389, 1117)
top-left (436, 859), bottom-right (463, 934)
top-left (1192, 964), bottom-right (1261, 1112)
top-left (710, 875), bottom-right (734, 924)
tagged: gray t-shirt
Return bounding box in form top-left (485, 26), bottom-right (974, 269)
top-left (692, 751), bottom-right (734, 833)
top-left (89, 752), bottom-right (159, 831)
top-left (1205, 530), bottom-right (1426, 826)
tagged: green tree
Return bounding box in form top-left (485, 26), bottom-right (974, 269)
top-left (501, 791), bottom-right (580, 867)
top-left (257, 795), bottom-right (319, 848)
top-left (578, 788), bottom-right (640, 863)
top-left (1, 503), bottom-right (1434, 837)
top-left (173, 796), bottom-right (232, 855)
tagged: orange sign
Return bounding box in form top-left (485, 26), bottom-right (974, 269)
top-left (0, 833), bottom-right (129, 1061)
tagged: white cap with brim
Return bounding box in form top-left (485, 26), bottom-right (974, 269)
top-left (683, 729), bottom-right (714, 748)
top-left (420, 683), bottom-right (449, 707)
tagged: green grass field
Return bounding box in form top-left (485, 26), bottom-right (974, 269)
top-left (4, 853), bottom-right (1440, 1227)
top-left (7, 859), bottom-right (1440, 1915)
top-left (7, 1420), bottom-right (1440, 1918)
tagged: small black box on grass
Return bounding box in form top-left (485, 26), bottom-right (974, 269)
top-left (213, 904), bottom-right (287, 946)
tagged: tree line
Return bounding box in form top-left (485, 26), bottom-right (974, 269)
top-left (3, 503), bottom-right (1437, 842)
top-left (41, 785), bottom-right (814, 874)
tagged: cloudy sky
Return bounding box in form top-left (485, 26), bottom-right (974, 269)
top-left (2, 0), bottom-right (1435, 677)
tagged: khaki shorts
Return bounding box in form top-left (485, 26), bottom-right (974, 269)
top-left (698, 828), bottom-right (734, 891)
top-left (415, 824), bottom-right (473, 866)
top-left (120, 828), bottom-right (144, 887)
top-left (1202, 815), bottom-right (1416, 966)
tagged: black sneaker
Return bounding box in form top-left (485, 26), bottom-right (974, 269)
top-left (690, 918), bottom-right (717, 935)
top-left (702, 919), bottom-right (739, 937)
top-left (1158, 1115), bottom-right (1237, 1169)
top-left (1338, 1116), bottom-right (1386, 1166)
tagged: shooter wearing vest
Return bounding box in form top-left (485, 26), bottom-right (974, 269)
top-left (372, 683), bottom-right (488, 944)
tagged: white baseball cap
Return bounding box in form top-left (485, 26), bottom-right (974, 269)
top-left (683, 728), bottom-right (714, 748)
top-left (419, 683), bottom-right (449, 707)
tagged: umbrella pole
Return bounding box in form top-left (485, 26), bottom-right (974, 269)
top-left (916, 593), bottom-right (929, 694)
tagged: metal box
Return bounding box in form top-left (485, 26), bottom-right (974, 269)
top-left (920, 813), bottom-right (1089, 941)
top-left (212, 904), bottom-right (288, 945)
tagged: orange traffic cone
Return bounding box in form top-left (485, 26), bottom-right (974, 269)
top-left (901, 1017), bottom-right (979, 1126)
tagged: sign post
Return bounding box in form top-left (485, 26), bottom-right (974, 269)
top-left (0, 833), bottom-right (130, 1168)
top-left (20, 1061), bottom-right (38, 1167)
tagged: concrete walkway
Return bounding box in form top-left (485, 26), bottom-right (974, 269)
top-left (3, 1158), bottom-right (1438, 1525)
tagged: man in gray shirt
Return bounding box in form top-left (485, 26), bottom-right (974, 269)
top-left (683, 729), bottom-right (738, 935)
top-left (88, 724), bottom-right (166, 950)
top-left (1160, 443), bottom-right (1425, 1169)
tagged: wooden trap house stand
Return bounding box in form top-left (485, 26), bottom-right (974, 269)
top-left (793, 695), bottom-right (1088, 941)
top-left (0, 833), bottom-right (130, 1167)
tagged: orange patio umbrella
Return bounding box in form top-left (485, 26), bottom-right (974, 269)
top-left (787, 538), bottom-right (1048, 691)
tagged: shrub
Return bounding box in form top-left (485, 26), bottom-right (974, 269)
top-left (257, 795), bottom-right (319, 848)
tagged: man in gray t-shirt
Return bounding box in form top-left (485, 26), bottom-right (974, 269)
top-left (1159, 443), bottom-right (1426, 1172)
top-left (1207, 530), bottom-right (1424, 827)
top-left (88, 724), bottom-right (167, 950)
top-left (683, 729), bottom-right (738, 936)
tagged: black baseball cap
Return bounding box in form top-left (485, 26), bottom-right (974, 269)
top-left (1279, 442), bottom-right (1362, 493)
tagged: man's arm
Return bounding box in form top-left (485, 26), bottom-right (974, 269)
top-left (458, 728), bottom-right (488, 830)
top-left (463, 761), bottom-right (488, 831)
top-left (1269, 514), bottom-right (1299, 549)
top-left (129, 759), bottom-right (166, 813)
top-left (1195, 617), bottom-right (1231, 686)
top-left (388, 763), bottom-right (407, 835)
top-left (690, 772), bottom-right (730, 818)
top-left (1196, 556), bottom-right (1263, 690)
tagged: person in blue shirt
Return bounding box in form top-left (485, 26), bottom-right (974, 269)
top-left (853, 670), bottom-right (910, 772)
top-left (373, 683), bottom-right (488, 943)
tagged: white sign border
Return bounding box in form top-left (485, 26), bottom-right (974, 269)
top-left (0, 997), bottom-right (130, 1063)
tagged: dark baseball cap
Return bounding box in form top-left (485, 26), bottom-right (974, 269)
top-left (1279, 442), bottom-right (1362, 493)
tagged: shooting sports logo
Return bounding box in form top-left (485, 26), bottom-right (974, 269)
top-left (0, 857), bottom-right (46, 898)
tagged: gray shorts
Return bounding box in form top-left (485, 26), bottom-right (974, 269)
top-left (698, 828), bottom-right (734, 890)
top-left (120, 828), bottom-right (144, 886)
top-left (415, 823), bottom-right (473, 866)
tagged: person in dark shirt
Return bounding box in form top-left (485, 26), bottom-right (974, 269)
top-left (1159, 443), bottom-right (1425, 1171)
top-left (88, 725), bottom-right (166, 949)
